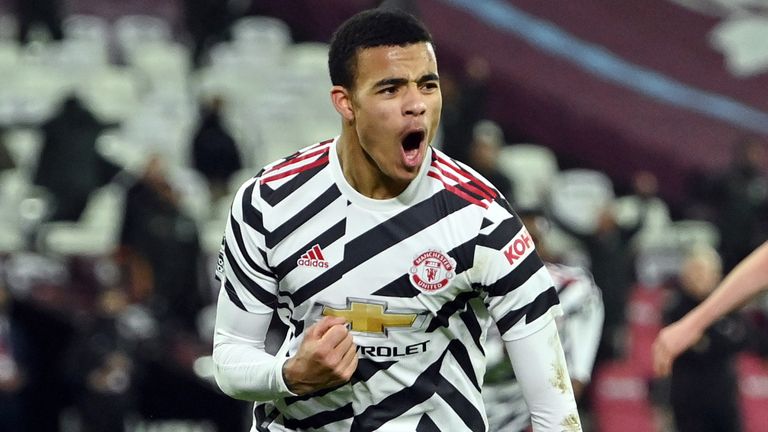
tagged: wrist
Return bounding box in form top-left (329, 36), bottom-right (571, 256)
top-left (281, 358), bottom-right (300, 394)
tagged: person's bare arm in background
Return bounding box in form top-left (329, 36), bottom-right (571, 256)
top-left (653, 241), bottom-right (768, 376)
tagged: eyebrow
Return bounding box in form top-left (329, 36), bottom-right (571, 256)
top-left (373, 73), bottom-right (440, 88)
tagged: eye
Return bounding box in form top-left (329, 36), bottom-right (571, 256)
top-left (421, 82), bottom-right (439, 92)
top-left (379, 86), bottom-right (398, 95)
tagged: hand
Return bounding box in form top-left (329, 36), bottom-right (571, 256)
top-left (652, 319), bottom-right (703, 377)
top-left (282, 316), bottom-right (358, 395)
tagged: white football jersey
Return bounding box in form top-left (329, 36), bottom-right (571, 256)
top-left (218, 137), bottom-right (561, 431)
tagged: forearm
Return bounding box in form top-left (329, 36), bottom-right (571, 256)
top-left (212, 290), bottom-right (295, 401)
top-left (504, 319), bottom-right (581, 431)
top-left (683, 241), bottom-right (768, 333)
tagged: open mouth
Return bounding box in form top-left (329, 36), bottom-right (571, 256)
top-left (402, 130), bottom-right (425, 152)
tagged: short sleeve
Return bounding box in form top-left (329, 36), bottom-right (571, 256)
top-left (470, 204), bottom-right (561, 340)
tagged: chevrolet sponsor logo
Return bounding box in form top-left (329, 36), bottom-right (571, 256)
top-left (321, 300), bottom-right (423, 336)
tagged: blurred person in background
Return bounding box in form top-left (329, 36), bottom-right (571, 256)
top-left (711, 135), bottom-right (768, 273)
top-left (182, 0), bottom-right (243, 67)
top-left (12, 0), bottom-right (64, 44)
top-left (33, 94), bottom-right (119, 222)
top-left (0, 280), bottom-right (31, 432)
top-left (437, 56), bottom-right (491, 164)
top-left (658, 245), bottom-right (757, 432)
top-left (212, 8), bottom-right (581, 431)
top-left (0, 129), bottom-right (15, 172)
top-left (549, 195), bottom-right (650, 361)
top-left (466, 119), bottom-right (515, 205)
top-left (190, 95), bottom-right (242, 203)
top-left (119, 155), bottom-right (204, 333)
top-left (63, 287), bottom-right (140, 432)
top-left (484, 210), bottom-right (603, 431)
top-left (654, 241), bottom-right (768, 376)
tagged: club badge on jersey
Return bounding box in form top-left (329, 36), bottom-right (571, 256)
top-left (409, 249), bottom-right (456, 293)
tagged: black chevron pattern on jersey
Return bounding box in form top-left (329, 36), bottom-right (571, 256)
top-left (260, 155), bottom-right (329, 207)
top-left (370, 274), bottom-right (419, 297)
top-left (459, 304), bottom-right (486, 355)
top-left (228, 215), bottom-right (275, 279)
top-left (476, 216), bottom-right (523, 250)
top-left (448, 236), bottom-right (476, 275)
top-left (223, 280), bottom-right (246, 311)
top-left (290, 189), bottom-right (473, 307)
top-left (353, 359), bottom-right (398, 382)
top-left (254, 404), bottom-right (279, 432)
top-left (273, 219), bottom-right (346, 281)
top-left (350, 339), bottom-right (484, 431)
top-left (283, 402), bottom-right (354, 430)
top-left (240, 181), bottom-right (267, 237)
top-left (416, 415), bottom-right (441, 432)
top-left (265, 185), bottom-right (342, 249)
top-left (223, 246), bottom-right (276, 308)
top-left (446, 334), bottom-right (482, 391)
top-left (426, 290), bottom-right (481, 333)
top-left (496, 286), bottom-right (559, 335)
top-left (484, 253), bottom-right (543, 297)
top-left (264, 312), bottom-right (289, 356)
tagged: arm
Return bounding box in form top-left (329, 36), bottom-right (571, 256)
top-left (472, 200), bottom-right (581, 430)
top-left (212, 289), bottom-right (294, 401)
top-left (653, 241), bottom-right (768, 376)
top-left (212, 177), bottom-right (357, 400)
top-left (505, 319), bottom-right (581, 431)
top-left (213, 290), bottom-right (357, 400)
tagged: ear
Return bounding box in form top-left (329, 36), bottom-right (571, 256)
top-left (331, 86), bottom-right (355, 122)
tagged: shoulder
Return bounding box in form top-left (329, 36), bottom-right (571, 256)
top-left (258, 138), bottom-right (334, 186)
top-left (426, 148), bottom-right (508, 211)
top-left (234, 138), bottom-right (335, 205)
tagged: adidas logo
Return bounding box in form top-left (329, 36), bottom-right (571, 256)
top-left (297, 244), bottom-right (329, 268)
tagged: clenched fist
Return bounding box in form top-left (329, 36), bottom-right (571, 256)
top-left (282, 316), bottom-right (358, 395)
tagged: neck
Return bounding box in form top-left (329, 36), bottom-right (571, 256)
top-left (337, 131), bottom-right (409, 200)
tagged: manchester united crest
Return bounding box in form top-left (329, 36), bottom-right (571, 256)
top-left (409, 249), bottom-right (456, 292)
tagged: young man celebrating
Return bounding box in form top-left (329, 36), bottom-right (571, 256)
top-left (212, 8), bottom-right (581, 431)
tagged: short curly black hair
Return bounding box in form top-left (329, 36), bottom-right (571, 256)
top-left (328, 8), bottom-right (434, 89)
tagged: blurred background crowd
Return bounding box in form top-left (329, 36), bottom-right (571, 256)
top-left (0, 0), bottom-right (767, 431)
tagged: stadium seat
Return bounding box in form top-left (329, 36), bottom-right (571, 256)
top-left (548, 168), bottom-right (615, 234)
top-left (497, 143), bottom-right (559, 210)
top-left (114, 14), bottom-right (172, 63)
top-left (230, 15), bottom-right (291, 63)
top-left (36, 183), bottom-right (126, 256)
top-left (77, 66), bottom-right (142, 124)
top-left (669, 219), bottom-right (720, 249)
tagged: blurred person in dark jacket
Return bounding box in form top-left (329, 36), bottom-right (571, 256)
top-left (33, 95), bottom-right (119, 221)
top-left (13, 0), bottom-right (64, 44)
top-left (466, 119), bottom-right (515, 205)
top-left (191, 96), bottom-right (242, 202)
top-left (0, 281), bottom-right (31, 432)
top-left (0, 129), bottom-right (15, 172)
top-left (712, 135), bottom-right (768, 273)
top-left (551, 198), bottom-right (649, 361)
top-left (182, 0), bottom-right (239, 67)
top-left (663, 245), bottom-right (749, 432)
top-left (438, 56), bottom-right (490, 164)
top-left (63, 287), bottom-right (139, 432)
top-left (120, 155), bottom-right (204, 332)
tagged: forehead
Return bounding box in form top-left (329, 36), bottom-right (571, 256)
top-left (354, 42), bottom-right (437, 84)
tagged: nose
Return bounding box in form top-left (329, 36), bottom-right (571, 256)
top-left (403, 87), bottom-right (427, 117)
